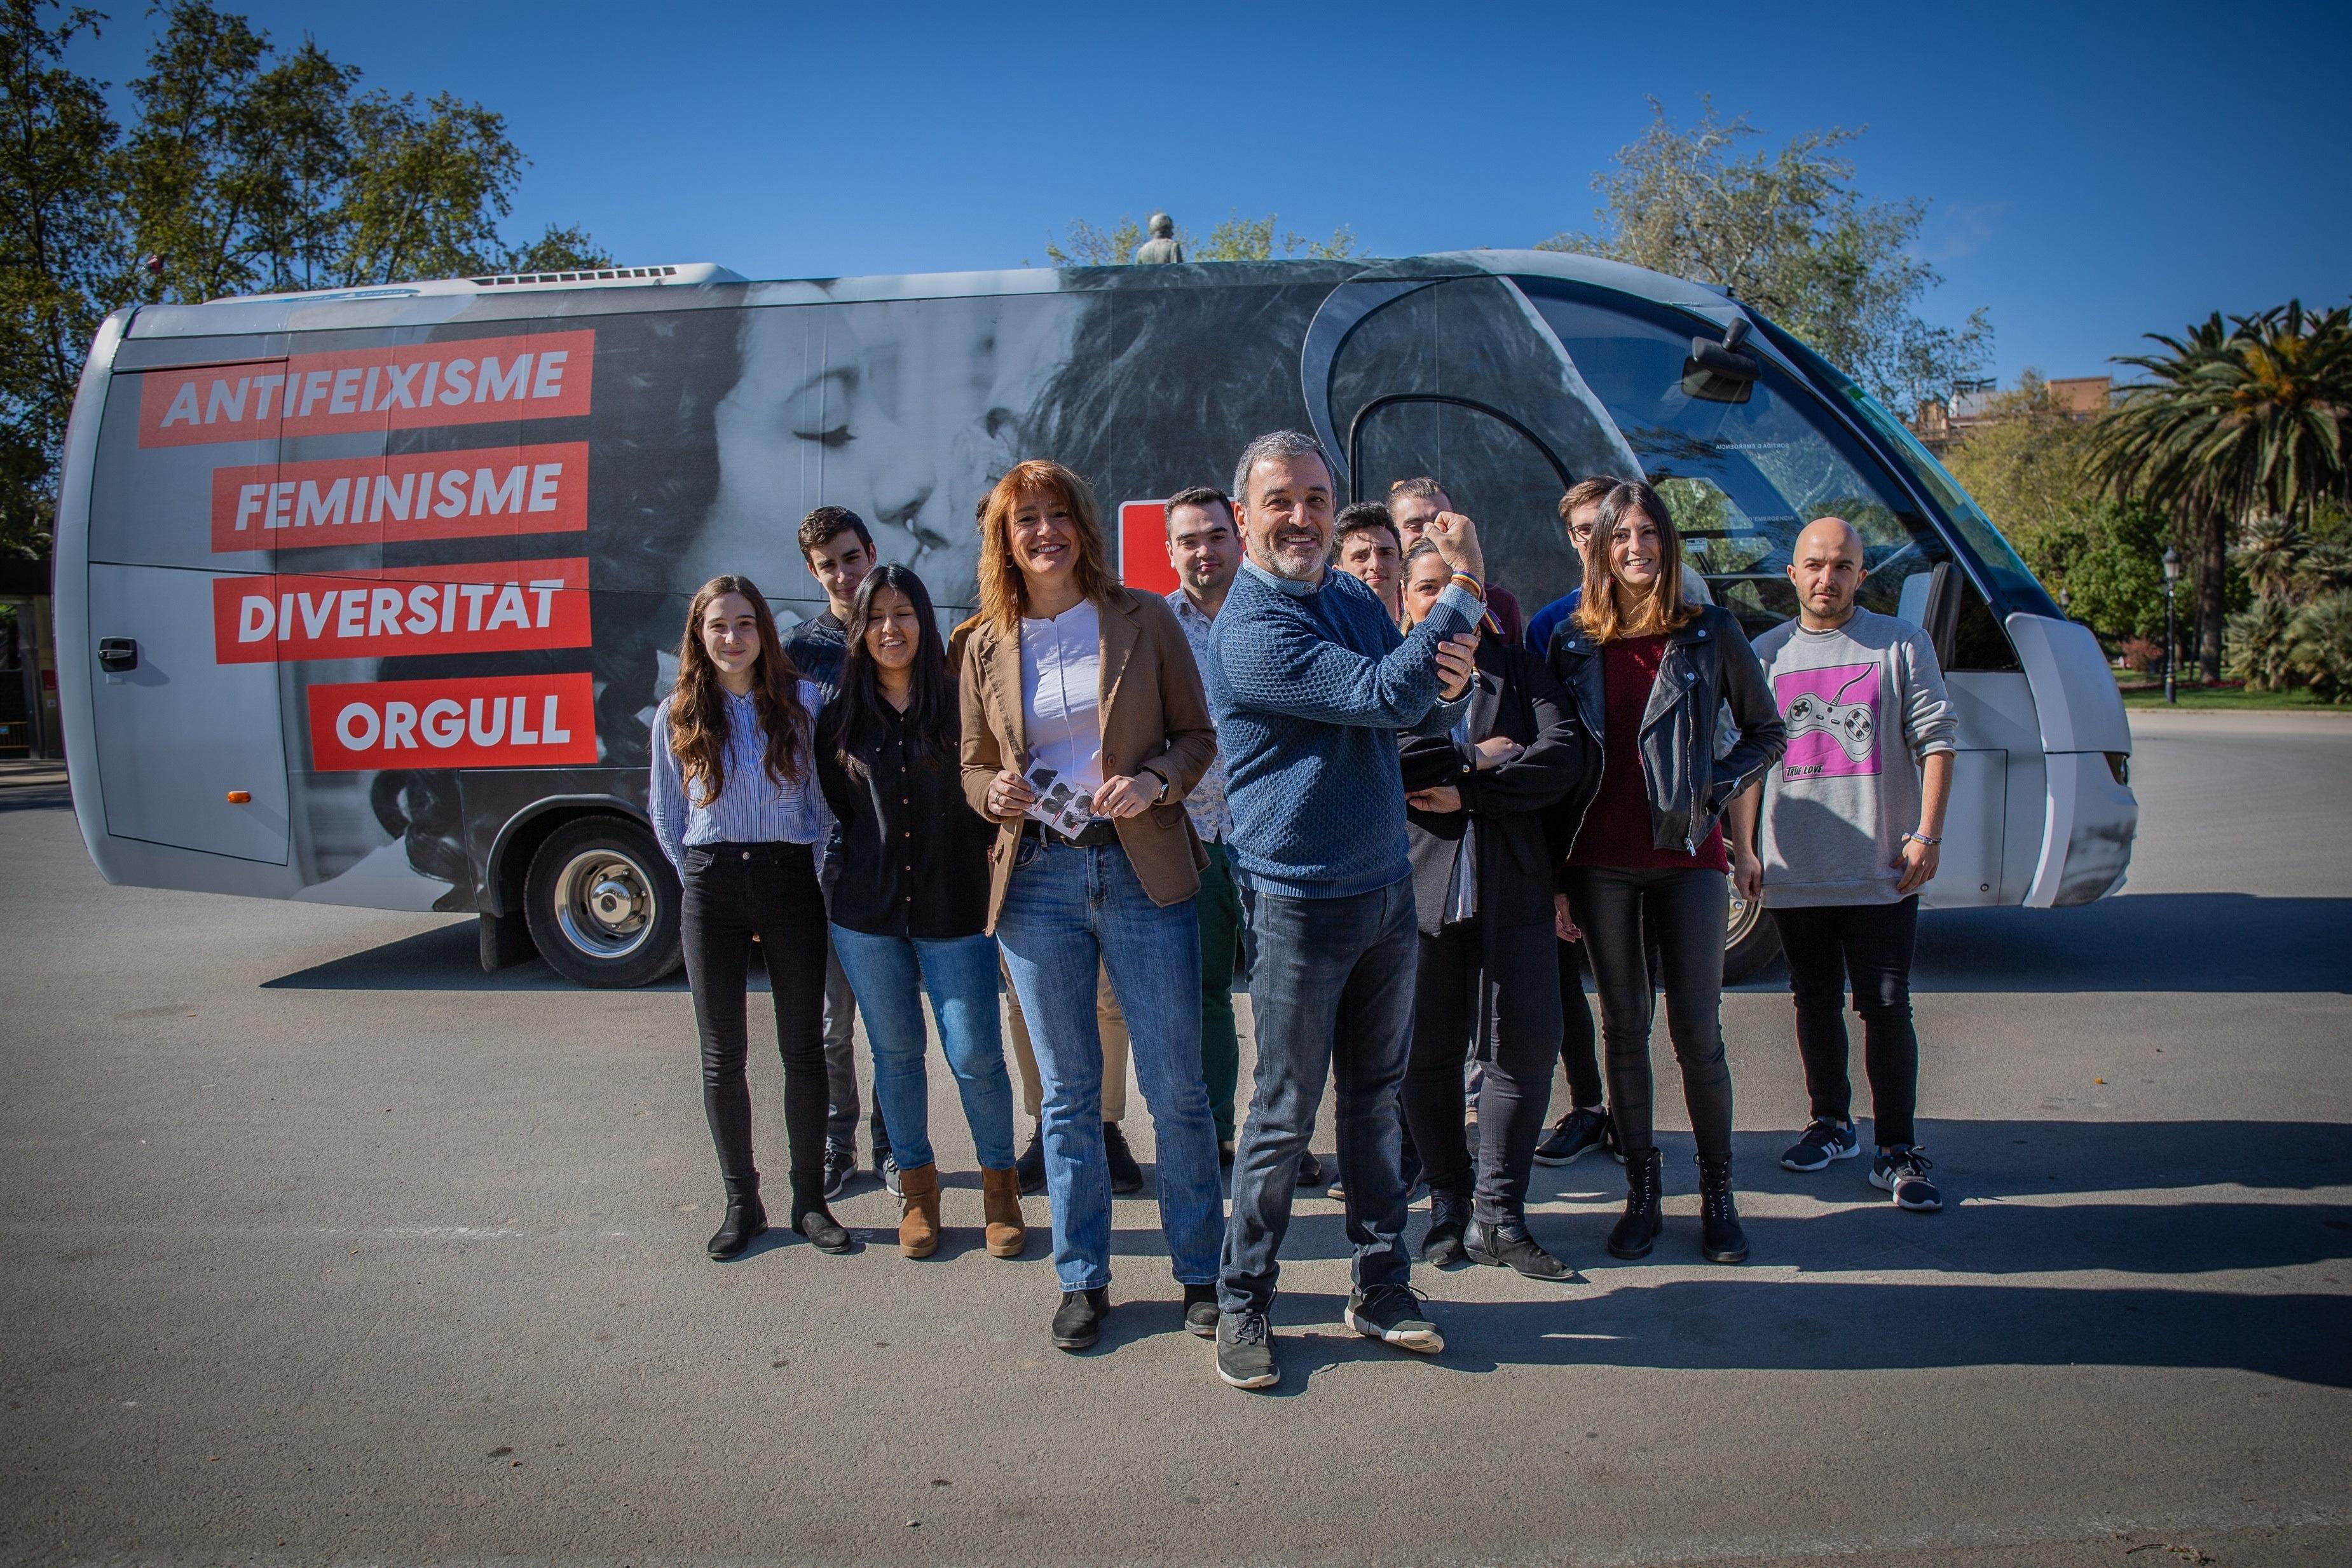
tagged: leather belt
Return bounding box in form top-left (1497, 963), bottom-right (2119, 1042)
top-left (1025, 819), bottom-right (1119, 850)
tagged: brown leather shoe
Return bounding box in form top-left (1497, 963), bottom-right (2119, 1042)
top-left (981, 1164), bottom-right (1027, 1258)
top-left (898, 1161), bottom-right (941, 1258)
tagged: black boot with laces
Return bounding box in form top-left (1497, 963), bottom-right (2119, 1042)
top-left (1608, 1145), bottom-right (1664, 1259)
top-left (1697, 1151), bottom-right (1749, 1264)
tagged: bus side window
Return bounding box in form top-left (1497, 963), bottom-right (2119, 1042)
top-left (1949, 576), bottom-right (2022, 672)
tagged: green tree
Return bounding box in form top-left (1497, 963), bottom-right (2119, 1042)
top-left (1043, 208), bottom-right (1355, 265)
top-left (2091, 303), bottom-right (2351, 680)
top-left (1544, 97), bottom-right (1990, 415)
top-left (0, 0), bottom-right (123, 559)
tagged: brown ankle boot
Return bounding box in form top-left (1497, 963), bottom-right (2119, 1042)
top-left (981, 1164), bottom-right (1027, 1258)
top-left (898, 1161), bottom-right (941, 1258)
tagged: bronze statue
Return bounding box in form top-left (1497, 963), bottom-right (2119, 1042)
top-left (1133, 212), bottom-right (1183, 264)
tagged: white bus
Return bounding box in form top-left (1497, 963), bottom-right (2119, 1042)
top-left (53, 250), bottom-right (2136, 984)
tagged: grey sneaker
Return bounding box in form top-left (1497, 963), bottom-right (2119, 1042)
top-left (820, 1142), bottom-right (856, 1201)
top-left (1871, 1147), bottom-right (1941, 1211)
top-left (1780, 1117), bottom-right (1859, 1172)
top-left (1215, 1308), bottom-right (1280, 1389)
top-left (1344, 1283), bottom-right (1444, 1354)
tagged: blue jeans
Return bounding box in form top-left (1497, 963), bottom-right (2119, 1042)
top-left (828, 926), bottom-right (1016, 1173)
top-left (1220, 877), bottom-right (1420, 1316)
top-left (995, 836), bottom-right (1226, 1292)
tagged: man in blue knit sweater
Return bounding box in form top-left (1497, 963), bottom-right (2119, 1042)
top-left (1203, 430), bottom-right (1489, 1390)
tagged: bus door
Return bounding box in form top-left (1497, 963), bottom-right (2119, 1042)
top-left (1346, 392), bottom-right (1579, 608)
top-left (84, 353), bottom-right (292, 864)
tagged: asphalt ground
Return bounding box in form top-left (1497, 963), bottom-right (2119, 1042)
top-left (1, 711), bottom-right (2348, 1567)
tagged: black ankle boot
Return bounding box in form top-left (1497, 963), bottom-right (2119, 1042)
top-left (1465, 1213), bottom-right (1569, 1280)
top-left (706, 1176), bottom-right (769, 1260)
top-left (1608, 1146), bottom-right (1664, 1259)
top-left (789, 1177), bottom-right (853, 1255)
top-left (1421, 1187), bottom-right (1470, 1267)
top-left (1697, 1152), bottom-right (1748, 1264)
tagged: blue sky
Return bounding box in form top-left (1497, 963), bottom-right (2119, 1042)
top-left (68, 0), bottom-right (2350, 388)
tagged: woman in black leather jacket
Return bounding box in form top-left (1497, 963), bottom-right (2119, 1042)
top-left (1394, 543), bottom-right (1595, 1280)
top-left (1547, 481), bottom-right (1786, 1265)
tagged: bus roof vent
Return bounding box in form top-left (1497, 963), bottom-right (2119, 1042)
top-left (467, 262), bottom-right (746, 289)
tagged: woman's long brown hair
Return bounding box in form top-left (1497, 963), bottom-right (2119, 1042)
top-left (1573, 480), bottom-right (1701, 643)
top-left (669, 575), bottom-right (807, 802)
top-left (975, 460), bottom-right (1118, 631)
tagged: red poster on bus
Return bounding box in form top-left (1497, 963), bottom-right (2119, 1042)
top-left (305, 673), bottom-right (599, 771)
top-left (213, 557), bottom-right (591, 664)
top-left (141, 331), bottom-right (595, 447)
top-left (209, 443), bottom-right (590, 552)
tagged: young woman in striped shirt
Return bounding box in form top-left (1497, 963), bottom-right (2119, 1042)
top-left (652, 575), bottom-right (854, 1260)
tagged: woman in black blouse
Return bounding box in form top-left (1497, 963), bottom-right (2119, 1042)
top-left (816, 566), bottom-right (1025, 1261)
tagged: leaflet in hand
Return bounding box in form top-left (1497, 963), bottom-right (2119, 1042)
top-left (1023, 763), bottom-right (1099, 838)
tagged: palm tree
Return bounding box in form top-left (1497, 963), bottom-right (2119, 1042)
top-left (2092, 303), bottom-right (2350, 681)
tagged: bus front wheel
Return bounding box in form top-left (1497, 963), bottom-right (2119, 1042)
top-left (523, 815), bottom-right (683, 988)
top-left (1723, 884), bottom-right (1782, 985)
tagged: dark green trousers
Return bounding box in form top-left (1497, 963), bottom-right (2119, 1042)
top-left (1194, 840), bottom-right (1244, 1142)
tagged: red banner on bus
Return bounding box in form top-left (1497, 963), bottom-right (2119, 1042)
top-left (213, 557), bottom-right (591, 664)
top-left (208, 442), bottom-right (590, 552)
top-left (141, 330), bottom-right (595, 447)
top-left (305, 673), bottom-right (598, 772)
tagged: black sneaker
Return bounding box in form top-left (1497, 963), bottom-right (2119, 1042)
top-left (1780, 1117), bottom-right (1859, 1173)
top-left (820, 1142), bottom-right (856, 1202)
top-left (1344, 1283), bottom-right (1443, 1354)
top-left (1871, 1147), bottom-right (1942, 1211)
top-left (877, 1150), bottom-right (901, 1198)
top-left (1215, 1308), bottom-right (1280, 1389)
top-left (1015, 1124), bottom-right (1046, 1196)
top-left (1050, 1287), bottom-right (1109, 1351)
top-left (1533, 1106), bottom-right (1613, 1167)
top-left (1102, 1121), bottom-right (1144, 1194)
top-left (1182, 1283), bottom-right (1220, 1338)
top-left (1296, 1149), bottom-right (1326, 1188)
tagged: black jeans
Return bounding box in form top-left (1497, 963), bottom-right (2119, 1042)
top-left (1772, 897), bottom-right (1921, 1148)
top-left (1557, 936), bottom-right (1603, 1110)
top-left (1402, 918), bottom-right (1563, 1225)
top-left (680, 842), bottom-right (831, 1192)
top-left (1564, 865), bottom-right (1734, 1159)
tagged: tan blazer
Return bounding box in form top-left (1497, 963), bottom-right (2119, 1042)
top-left (959, 587), bottom-right (1218, 932)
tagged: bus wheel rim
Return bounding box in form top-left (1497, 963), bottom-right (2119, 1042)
top-left (554, 849), bottom-right (655, 960)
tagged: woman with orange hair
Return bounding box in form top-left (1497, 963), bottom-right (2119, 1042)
top-left (959, 460), bottom-right (1226, 1353)
top-left (652, 575), bottom-right (854, 1261)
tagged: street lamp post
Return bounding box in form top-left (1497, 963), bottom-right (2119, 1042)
top-left (2162, 546), bottom-right (2180, 705)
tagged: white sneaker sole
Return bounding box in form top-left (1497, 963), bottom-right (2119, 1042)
top-left (1344, 1308), bottom-right (1444, 1354)
top-left (1870, 1169), bottom-right (1943, 1211)
top-left (1216, 1360), bottom-right (1280, 1389)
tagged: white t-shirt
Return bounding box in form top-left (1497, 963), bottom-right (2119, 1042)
top-left (1018, 599), bottom-right (1104, 796)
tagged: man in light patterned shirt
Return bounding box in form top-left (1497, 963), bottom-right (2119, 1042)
top-left (1162, 485), bottom-right (1254, 1165)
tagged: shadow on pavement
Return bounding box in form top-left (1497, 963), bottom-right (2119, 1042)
top-left (264, 920), bottom-right (687, 992)
top-left (1909, 892), bottom-right (2352, 994)
top-left (268, 891), bottom-right (2349, 997)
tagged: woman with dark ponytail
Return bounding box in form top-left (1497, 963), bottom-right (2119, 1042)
top-left (651, 575), bottom-right (853, 1259)
top-left (816, 565), bottom-right (1025, 1262)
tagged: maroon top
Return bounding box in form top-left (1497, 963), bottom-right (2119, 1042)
top-left (1567, 634), bottom-right (1729, 873)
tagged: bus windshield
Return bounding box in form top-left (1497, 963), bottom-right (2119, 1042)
top-left (1760, 321), bottom-right (2061, 618)
top-left (1515, 276), bottom-right (1950, 636)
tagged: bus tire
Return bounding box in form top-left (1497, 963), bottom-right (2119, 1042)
top-left (1723, 885), bottom-right (1782, 985)
top-left (522, 815), bottom-right (682, 988)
